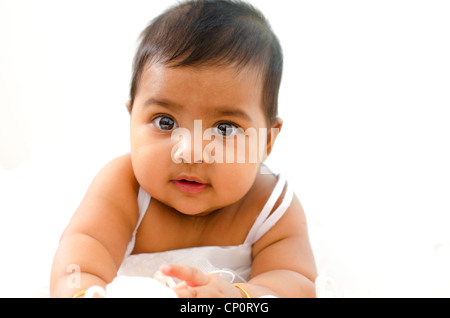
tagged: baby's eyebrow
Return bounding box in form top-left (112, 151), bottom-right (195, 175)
top-left (143, 98), bottom-right (252, 123)
top-left (143, 98), bottom-right (180, 110)
top-left (213, 107), bottom-right (253, 123)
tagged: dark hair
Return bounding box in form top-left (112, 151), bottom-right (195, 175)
top-left (129, 0), bottom-right (283, 125)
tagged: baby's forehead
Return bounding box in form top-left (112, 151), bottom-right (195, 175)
top-left (141, 61), bottom-right (263, 88)
top-left (140, 63), bottom-right (262, 100)
top-left (136, 63), bottom-right (267, 123)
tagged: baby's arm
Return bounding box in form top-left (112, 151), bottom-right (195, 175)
top-left (50, 154), bottom-right (139, 297)
top-left (243, 194), bottom-right (317, 297)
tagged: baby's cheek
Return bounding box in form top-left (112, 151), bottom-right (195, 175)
top-left (132, 147), bottom-right (171, 186)
top-left (213, 164), bottom-right (258, 198)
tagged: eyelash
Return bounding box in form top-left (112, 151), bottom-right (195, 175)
top-left (150, 115), bottom-right (242, 137)
top-left (151, 114), bottom-right (178, 131)
top-left (212, 121), bottom-right (242, 137)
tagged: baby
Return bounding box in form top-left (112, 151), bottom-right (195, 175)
top-left (50, 0), bottom-right (317, 298)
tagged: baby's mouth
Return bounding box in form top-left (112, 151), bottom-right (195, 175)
top-left (172, 179), bottom-right (209, 194)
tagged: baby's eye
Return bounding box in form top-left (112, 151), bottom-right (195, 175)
top-left (153, 116), bottom-right (178, 131)
top-left (213, 122), bottom-right (240, 137)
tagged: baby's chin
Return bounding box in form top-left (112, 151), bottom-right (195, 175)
top-left (171, 203), bottom-right (221, 217)
top-left (159, 197), bottom-right (227, 217)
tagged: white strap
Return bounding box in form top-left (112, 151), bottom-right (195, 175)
top-left (244, 175), bottom-right (293, 245)
top-left (136, 187), bottom-right (151, 228)
top-left (251, 182), bottom-right (293, 243)
top-left (125, 187), bottom-right (151, 256)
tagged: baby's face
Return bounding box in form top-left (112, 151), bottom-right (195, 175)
top-left (129, 63), bottom-right (272, 215)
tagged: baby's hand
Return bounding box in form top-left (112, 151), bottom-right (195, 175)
top-left (160, 264), bottom-right (243, 298)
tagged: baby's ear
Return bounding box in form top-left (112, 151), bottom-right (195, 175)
top-left (266, 118), bottom-right (283, 157)
top-left (126, 100), bottom-right (132, 114)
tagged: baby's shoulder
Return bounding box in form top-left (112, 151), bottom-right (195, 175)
top-left (88, 153), bottom-right (140, 208)
top-left (99, 153), bottom-right (137, 186)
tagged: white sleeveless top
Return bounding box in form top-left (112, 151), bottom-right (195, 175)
top-left (118, 173), bottom-right (294, 284)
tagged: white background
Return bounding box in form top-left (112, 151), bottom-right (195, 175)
top-left (1, 0), bottom-right (449, 297)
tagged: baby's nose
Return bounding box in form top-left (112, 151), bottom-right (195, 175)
top-left (171, 136), bottom-right (204, 164)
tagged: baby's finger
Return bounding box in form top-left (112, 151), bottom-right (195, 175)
top-left (175, 285), bottom-right (213, 298)
top-left (174, 285), bottom-right (198, 298)
top-left (160, 264), bottom-right (209, 287)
